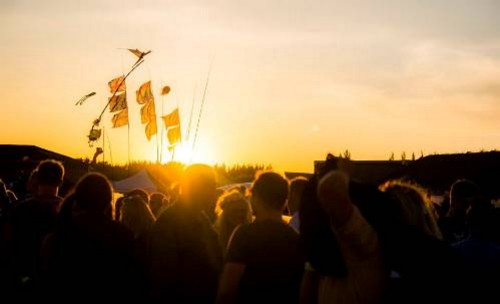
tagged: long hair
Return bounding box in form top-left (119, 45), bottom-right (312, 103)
top-left (381, 181), bottom-right (443, 240)
top-left (120, 195), bottom-right (155, 239)
top-left (214, 190), bottom-right (252, 249)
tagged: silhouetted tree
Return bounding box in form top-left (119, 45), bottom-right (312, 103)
top-left (389, 152), bottom-right (395, 161)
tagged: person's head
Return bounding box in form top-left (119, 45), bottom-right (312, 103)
top-left (449, 179), bottom-right (481, 218)
top-left (250, 172), bottom-right (288, 216)
top-left (288, 177), bottom-right (308, 215)
top-left (180, 164), bottom-right (217, 213)
top-left (216, 190), bottom-right (252, 227)
top-left (126, 189), bottom-right (149, 204)
top-left (36, 160), bottom-right (64, 189)
top-left (120, 195), bottom-right (155, 238)
top-left (73, 173), bottom-right (113, 218)
top-left (382, 181), bottom-right (443, 240)
top-left (149, 192), bottom-right (169, 217)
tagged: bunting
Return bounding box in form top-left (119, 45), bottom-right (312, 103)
top-left (136, 81), bottom-right (154, 105)
top-left (162, 108), bottom-right (180, 128)
top-left (109, 92), bottom-right (127, 112)
top-left (108, 76), bottom-right (126, 93)
top-left (167, 126), bottom-right (181, 145)
top-left (140, 101), bottom-right (156, 124)
top-left (111, 109), bottom-right (128, 128)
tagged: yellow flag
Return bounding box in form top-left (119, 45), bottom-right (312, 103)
top-left (145, 119), bottom-right (157, 141)
top-left (111, 109), bottom-right (128, 128)
top-left (108, 76), bottom-right (126, 93)
top-left (136, 81), bottom-right (154, 105)
top-left (140, 101), bottom-right (156, 124)
top-left (162, 108), bottom-right (180, 128)
top-left (109, 92), bottom-right (127, 113)
top-left (167, 126), bottom-right (181, 145)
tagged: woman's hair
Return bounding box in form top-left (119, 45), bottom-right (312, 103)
top-left (381, 181), bottom-right (443, 240)
top-left (214, 190), bottom-right (252, 249)
top-left (74, 173), bottom-right (113, 214)
top-left (120, 195), bottom-right (155, 239)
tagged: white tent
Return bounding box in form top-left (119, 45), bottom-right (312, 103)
top-left (113, 169), bottom-right (157, 194)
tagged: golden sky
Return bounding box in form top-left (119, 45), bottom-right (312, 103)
top-left (1, 0), bottom-right (500, 172)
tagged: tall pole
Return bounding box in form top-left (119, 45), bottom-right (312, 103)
top-left (192, 61), bottom-right (213, 152)
top-left (102, 127), bottom-right (105, 164)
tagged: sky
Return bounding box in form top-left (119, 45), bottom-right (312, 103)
top-left (1, 0), bottom-right (500, 172)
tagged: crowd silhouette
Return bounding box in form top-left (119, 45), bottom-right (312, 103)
top-left (0, 155), bottom-right (499, 303)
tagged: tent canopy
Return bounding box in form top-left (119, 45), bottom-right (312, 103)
top-left (113, 169), bottom-right (157, 194)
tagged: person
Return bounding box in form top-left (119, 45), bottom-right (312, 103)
top-left (439, 179), bottom-right (480, 243)
top-left (453, 196), bottom-right (500, 301)
top-left (300, 170), bottom-right (387, 304)
top-left (4, 160), bottom-right (64, 292)
top-left (41, 173), bottom-right (140, 301)
top-left (217, 172), bottom-right (304, 304)
top-left (149, 192), bottom-right (170, 218)
top-left (149, 164), bottom-right (224, 303)
top-left (381, 181), bottom-right (443, 240)
top-left (214, 190), bottom-right (252, 250)
top-left (120, 195), bottom-right (155, 240)
top-left (287, 176), bottom-right (308, 233)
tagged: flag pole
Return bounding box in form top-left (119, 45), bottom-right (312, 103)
top-left (102, 126), bottom-right (105, 164)
top-left (127, 113), bottom-right (131, 169)
top-left (192, 60), bottom-right (213, 152)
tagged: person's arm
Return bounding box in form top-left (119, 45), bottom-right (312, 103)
top-left (216, 262), bottom-right (245, 304)
top-left (317, 171), bottom-right (354, 229)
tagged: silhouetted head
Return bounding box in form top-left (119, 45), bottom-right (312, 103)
top-left (250, 172), bottom-right (288, 216)
top-left (120, 195), bottom-right (155, 239)
top-left (37, 159), bottom-right (64, 188)
top-left (288, 176), bottom-right (308, 215)
top-left (114, 197), bottom-right (125, 221)
top-left (180, 164), bottom-right (217, 213)
top-left (126, 189), bottom-right (149, 204)
top-left (149, 192), bottom-right (169, 217)
top-left (382, 181), bottom-right (443, 239)
top-left (449, 179), bottom-right (481, 218)
top-left (74, 173), bottom-right (113, 217)
top-left (216, 190), bottom-right (252, 227)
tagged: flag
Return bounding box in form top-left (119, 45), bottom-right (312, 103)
top-left (128, 48), bottom-right (143, 58)
top-left (161, 86), bottom-right (171, 95)
top-left (136, 81), bottom-right (154, 105)
top-left (108, 76), bottom-right (126, 93)
top-left (111, 109), bottom-right (128, 128)
top-left (127, 48), bottom-right (151, 59)
top-left (140, 101), bottom-right (156, 124)
top-left (162, 108), bottom-right (180, 128)
top-left (167, 126), bottom-right (181, 145)
top-left (145, 119), bottom-right (157, 141)
top-left (109, 92), bottom-right (127, 112)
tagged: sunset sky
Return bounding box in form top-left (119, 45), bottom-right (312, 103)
top-left (2, 0), bottom-right (500, 172)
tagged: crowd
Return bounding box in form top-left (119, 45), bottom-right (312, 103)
top-left (0, 155), bottom-right (499, 303)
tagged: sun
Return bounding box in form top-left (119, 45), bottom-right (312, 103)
top-left (165, 141), bottom-right (215, 166)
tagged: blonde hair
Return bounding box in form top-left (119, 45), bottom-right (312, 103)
top-left (214, 190), bottom-right (252, 249)
top-left (120, 195), bottom-right (156, 239)
top-left (381, 180), bottom-right (443, 240)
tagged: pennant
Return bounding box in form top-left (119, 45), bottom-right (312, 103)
top-left (109, 92), bottom-right (127, 113)
top-left (161, 86), bottom-right (171, 95)
top-left (162, 108), bottom-right (180, 128)
top-left (108, 76), bottom-right (126, 93)
top-left (136, 81), bottom-right (154, 105)
top-left (127, 48), bottom-right (151, 59)
top-left (111, 109), bottom-right (128, 128)
top-left (167, 126), bottom-right (181, 145)
top-left (140, 101), bottom-right (156, 124)
top-left (145, 119), bottom-right (157, 141)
